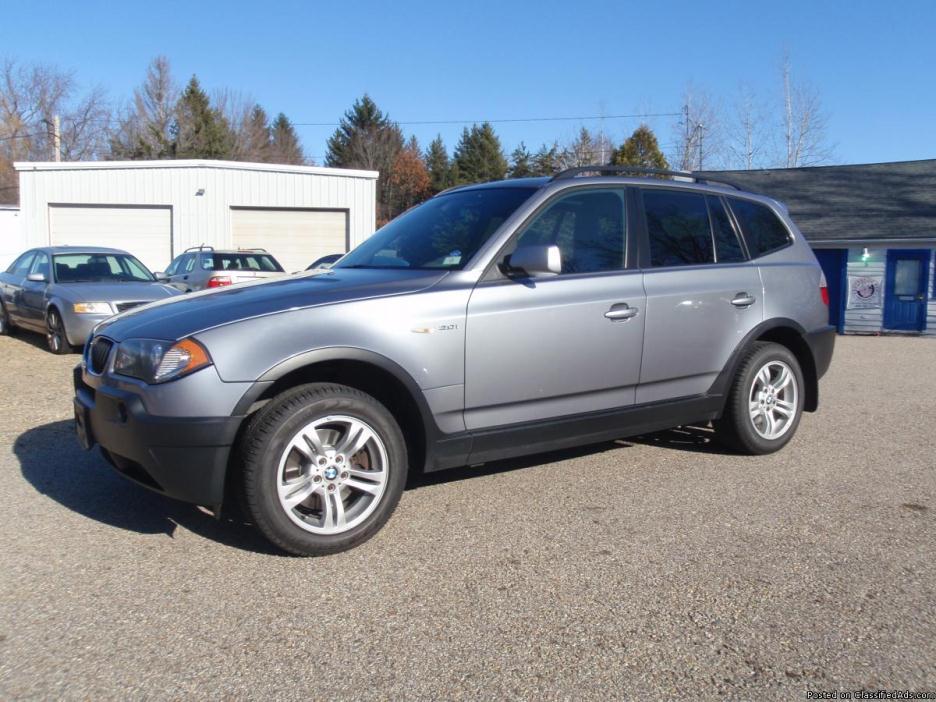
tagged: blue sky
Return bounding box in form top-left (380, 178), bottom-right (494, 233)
top-left (2, 0), bottom-right (934, 167)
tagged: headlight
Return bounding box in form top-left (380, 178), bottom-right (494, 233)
top-left (113, 338), bottom-right (212, 384)
top-left (73, 302), bottom-right (113, 314)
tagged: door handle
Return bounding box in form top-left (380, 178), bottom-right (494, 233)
top-left (605, 303), bottom-right (639, 321)
top-left (731, 292), bottom-right (756, 307)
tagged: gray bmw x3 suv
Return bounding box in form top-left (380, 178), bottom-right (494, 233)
top-left (74, 167), bottom-right (835, 556)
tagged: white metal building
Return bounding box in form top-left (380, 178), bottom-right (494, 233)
top-left (14, 160), bottom-right (379, 273)
top-left (0, 205), bottom-right (24, 270)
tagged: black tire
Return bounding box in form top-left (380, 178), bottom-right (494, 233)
top-left (240, 383), bottom-right (408, 556)
top-left (0, 302), bottom-right (14, 336)
top-left (714, 341), bottom-right (805, 455)
top-left (46, 308), bottom-right (71, 355)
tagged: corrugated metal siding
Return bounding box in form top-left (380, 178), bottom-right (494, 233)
top-left (926, 253), bottom-right (936, 336)
top-left (16, 163), bottom-right (377, 269)
top-left (0, 207), bottom-right (24, 269)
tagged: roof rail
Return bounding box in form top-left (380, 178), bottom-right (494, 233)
top-left (184, 244), bottom-right (214, 253)
top-left (237, 247), bottom-right (268, 253)
top-left (550, 166), bottom-right (744, 191)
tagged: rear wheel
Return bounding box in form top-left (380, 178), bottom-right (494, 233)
top-left (241, 383), bottom-right (407, 556)
top-left (46, 308), bottom-right (71, 355)
top-left (714, 341), bottom-right (804, 454)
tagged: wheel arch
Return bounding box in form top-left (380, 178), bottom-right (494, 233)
top-left (711, 319), bottom-right (819, 413)
top-left (235, 348), bottom-right (440, 475)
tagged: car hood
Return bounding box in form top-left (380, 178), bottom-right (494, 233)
top-left (53, 281), bottom-right (180, 303)
top-left (94, 268), bottom-right (449, 342)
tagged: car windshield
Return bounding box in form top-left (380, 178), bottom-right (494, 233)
top-left (205, 253), bottom-right (284, 272)
top-left (53, 253), bottom-right (155, 283)
top-left (336, 187), bottom-right (537, 270)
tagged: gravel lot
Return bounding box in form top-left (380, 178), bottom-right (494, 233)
top-left (1, 332), bottom-right (934, 700)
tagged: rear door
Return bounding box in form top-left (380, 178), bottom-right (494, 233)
top-left (637, 189), bottom-right (763, 404)
top-left (165, 253), bottom-right (196, 291)
top-left (884, 249), bottom-right (930, 331)
top-left (464, 187), bottom-right (645, 430)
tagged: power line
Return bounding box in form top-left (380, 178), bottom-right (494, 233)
top-left (293, 111), bottom-right (682, 128)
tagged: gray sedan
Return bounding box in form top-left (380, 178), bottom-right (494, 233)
top-left (0, 246), bottom-right (180, 354)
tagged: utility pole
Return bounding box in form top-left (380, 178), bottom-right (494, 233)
top-left (697, 123), bottom-right (704, 171)
top-left (53, 115), bottom-right (61, 162)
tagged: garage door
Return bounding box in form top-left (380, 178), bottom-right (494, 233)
top-left (49, 205), bottom-right (172, 274)
top-left (231, 208), bottom-right (348, 274)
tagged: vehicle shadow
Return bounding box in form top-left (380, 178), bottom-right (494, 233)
top-left (630, 424), bottom-right (735, 454)
top-left (14, 420), bottom-right (280, 555)
top-left (5, 328), bottom-right (60, 353)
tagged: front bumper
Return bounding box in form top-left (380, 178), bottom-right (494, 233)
top-left (62, 311), bottom-right (110, 347)
top-left (73, 365), bottom-right (242, 508)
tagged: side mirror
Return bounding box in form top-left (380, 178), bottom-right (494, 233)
top-left (26, 272), bottom-right (47, 283)
top-left (504, 244), bottom-right (561, 278)
top-left (153, 272), bottom-right (168, 281)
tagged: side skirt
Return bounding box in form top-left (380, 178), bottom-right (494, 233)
top-left (427, 394), bottom-right (724, 472)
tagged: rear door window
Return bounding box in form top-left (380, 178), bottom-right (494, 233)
top-left (8, 251), bottom-right (36, 277)
top-left (728, 198), bottom-right (792, 258)
top-left (642, 190), bottom-right (712, 267)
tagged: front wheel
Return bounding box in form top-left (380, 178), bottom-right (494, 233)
top-left (0, 302), bottom-right (14, 336)
top-left (714, 342), bottom-right (805, 455)
top-left (46, 308), bottom-right (71, 354)
top-left (240, 383), bottom-right (408, 556)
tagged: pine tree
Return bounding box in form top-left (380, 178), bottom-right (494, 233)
top-left (508, 142), bottom-right (534, 178)
top-left (325, 94), bottom-right (404, 221)
top-left (425, 135), bottom-right (451, 193)
top-left (269, 113), bottom-right (305, 164)
top-left (531, 142), bottom-right (561, 176)
top-left (241, 104), bottom-right (271, 162)
top-left (173, 76), bottom-right (233, 159)
top-left (452, 122), bottom-right (507, 184)
top-left (612, 124), bottom-right (669, 170)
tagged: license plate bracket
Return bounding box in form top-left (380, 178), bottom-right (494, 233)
top-left (74, 400), bottom-right (94, 451)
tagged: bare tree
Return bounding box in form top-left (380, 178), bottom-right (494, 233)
top-left (0, 58), bottom-right (110, 202)
top-left (214, 87), bottom-right (261, 161)
top-left (109, 56), bottom-right (177, 159)
top-left (671, 84), bottom-right (724, 171)
top-left (558, 127), bottom-right (613, 169)
top-left (781, 53), bottom-right (833, 167)
top-left (726, 83), bottom-right (769, 170)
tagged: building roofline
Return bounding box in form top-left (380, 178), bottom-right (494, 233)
top-left (809, 237), bottom-right (936, 247)
top-left (13, 159), bottom-right (379, 180)
top-left (706, 157), bottom-right (936, 175)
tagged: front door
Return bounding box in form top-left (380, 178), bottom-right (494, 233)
top-left (884, 250), bottom-right (930, 331)
top-left (464, 188), bottom-right (645, 431)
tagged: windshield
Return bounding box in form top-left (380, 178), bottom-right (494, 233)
top-left (53, 253), bottom-right (155, 283)
top-left (204, 253), bottom-right (284, 272)
top-left (337, 187), bottom-right (537, 270)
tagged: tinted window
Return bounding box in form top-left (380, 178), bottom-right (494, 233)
top-left (8, 251), bottom-right (35, 276)
top-left (206, 253), bottom-right (284, 272)
top-left (708, 196), bottom-right (746, 263)
top-left (53, 254), bottom-right (154, 283)
top-left (643, 190), bottom-right (712, 267)
top-left (183, 255), bottom-right (196, 273)
top-left (729, 198), bottom-right (791, 257)
top-left (515, 189), bottom-right (626, 274)
top-left (164, 256), bottom-right (183, 276)
top-left (338, 187), bottom-right (536, 270)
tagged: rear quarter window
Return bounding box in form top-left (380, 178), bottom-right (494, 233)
top-left (728, 198), bottom-right (792, 258)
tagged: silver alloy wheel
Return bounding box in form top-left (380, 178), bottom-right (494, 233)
top-left (47, 311), bottom-right (64, 352)
top-left (276, 414), bottom-right (389, 535)
top-left (748, 360), bottom-right (798, 440)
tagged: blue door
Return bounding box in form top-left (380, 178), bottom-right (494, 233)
top-left (813, 249), bottom-right (846, 333)
top-left (884, 249), bottom-right (930, 331)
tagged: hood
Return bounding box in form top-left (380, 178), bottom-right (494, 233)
top-left (53, 281), bottom-right (180, 303)
top-left (94, 268), bottom-right (449, 342)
